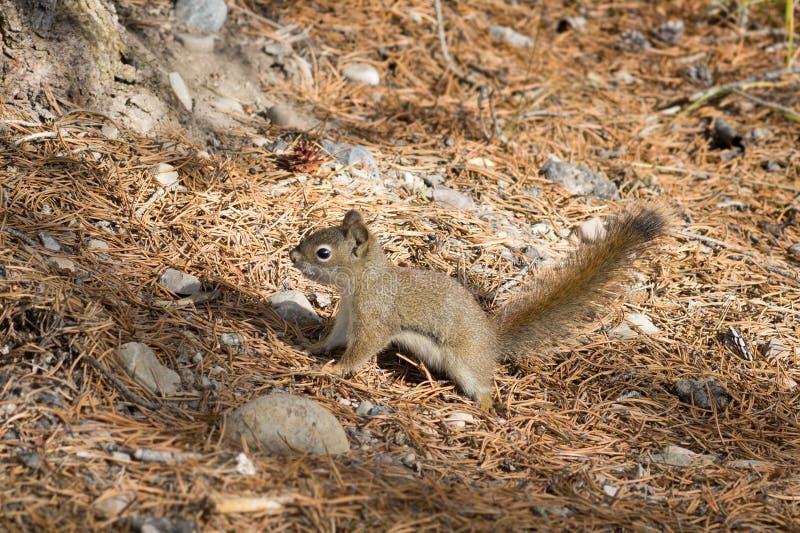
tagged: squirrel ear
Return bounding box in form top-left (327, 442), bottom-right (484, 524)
top-left (348, 220), bottom-right (369, 249)
top-left (342, 210), bottom-right (363, 228)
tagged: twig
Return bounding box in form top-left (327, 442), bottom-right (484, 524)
top-left (134, 183), bottom-right (187, 219)
top-left (705, 27), bottom-right (800, 44)
top-left (732, 89), bottom-right (800, 122)
top-left (2, 227), bottom-right (39, 247)
top-left (682, 66), bottom-right (800, 113)
top-left (671, 228), bottom-right (800, 286)
top-left (433, 0), bottom-right (454, 69)
top-left (12, 131), bottom-right (58, 146)
top-left (81, 355), bottom-right (162, 410)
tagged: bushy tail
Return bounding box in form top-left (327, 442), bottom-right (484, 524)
top-left (494, 204), bottom-right (668, 359)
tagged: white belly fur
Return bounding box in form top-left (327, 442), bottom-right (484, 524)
top-left (391, 331), bottom-right (445, 371)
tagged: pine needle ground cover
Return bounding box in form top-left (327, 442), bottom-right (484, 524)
top-left (1, 1), bottom-right (799, 530)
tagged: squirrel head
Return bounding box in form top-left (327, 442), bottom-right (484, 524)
top-left (290, 210), bottom-right (378, 288)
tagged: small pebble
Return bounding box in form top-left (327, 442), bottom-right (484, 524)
top-left (312, 292), bottom-right (332, 308)
top-left (220, 332), bottom-right (244, 349)
top-left (154, 163), bottom-right (180, 186)
top-left (617, 30), bottom-right (651, 51)
top-left (576, 217), bottom-right (606, 242)
top-left (556, 16), bottom-right (586, 33)
top-left (168, 72), bottom-right (193, 112)
top-left (356, 401), bottom-right (375, 417)
top-left (651, 445), bottom-right (717, 467)
top-left (39, 233), bottom-right (61, 251)
top-left (674, 378), bottom-right (730, 410)
top-left (490, 25), bottom-right (533, 48)
top-left (213, 97), bottom-right (245, 114)
top-left (235, 452), bottom-right (257, 475)
top-left (654, 19), bottom-right (684, 45)
top-left (174, 0), bottom-right (227, 32)
top-left (625, 312), bottom-right (659, 335)
top-left (159, 268), bottom-right (200, 295)
top-left (86, 239), bottom-right (109, 250)
top-left (432, 186), bottom-right (475, 210)
top-left (444, 412), bottom-right (475, 429)
top-left (269, 290), bottom-right (321, 324)
top-left (47, 257), bottom-right (77, 273)
top-left (341, 63), bottom-right (380, 86)
top-left (787, 243), bottom-right (800, 261)
top-left (266, 103), bottom-right (309, 130)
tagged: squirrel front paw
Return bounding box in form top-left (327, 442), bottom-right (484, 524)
top-left (324, 362), bottom-right (351, 377)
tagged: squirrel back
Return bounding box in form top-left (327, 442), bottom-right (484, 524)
top-left (493, 205), bottom-right (668, 360)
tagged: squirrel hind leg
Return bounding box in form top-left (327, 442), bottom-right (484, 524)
top-left (444, 357), bottom-right (495, 410)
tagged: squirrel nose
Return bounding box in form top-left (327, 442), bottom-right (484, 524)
top-left (289, 248), bottom-right (299, 264)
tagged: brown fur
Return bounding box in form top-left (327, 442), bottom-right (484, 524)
top-left (289, 206), bottom-right (668, 409)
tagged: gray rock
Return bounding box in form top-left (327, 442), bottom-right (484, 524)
top-left (341, 63), bottom-right (380, 86)
top-left (432, 186), bottom-right (475, 210)
top-left (266, 103), bottom-right (312, 130)
top-left (94, 492), bottom-right (135, 518)
top-left (322, 143), bottom-right (377, 172)
top-left (269, 290), bottom-right (321, 324)
top-left (654, 19), bottom-right (684, 44)
top-left (490, 25), bottom-right (533, 48)
top-left (674, 378), bottom-right (730, 410)
top-left (686, 64), bottom-right (713, 85)
top-left (225, 393), bottom-right (349, 456)
top-left (159, 268), bottom-right (201, 295)
top-left (617, 30), bottom-right (651, 51)
top-left (86, 239), bottom-right (109, 250)
top-left (220, 332), bottom-right (244, 350)
top-left (39, 233), bottom-right (61, 251)
top-left (423, 173), bottom-right (444, 187)
top-left (47, 257), bottom-right (77, 273)
top-left (788, 243), bottom-right (800, 261)
top-left (168, 72), bottom-right (193, 112)
top-left (540, 155), bottom-right (618, 199)
top-left (651, 445), bottom-right (717, 467)
top-left (175, 0), bottom-right (227, 33)
top-left (312, 292), bottom-right (332, 308)
top-left (117, 342), bottom-right (181, 395)
top-left (175, 32), bottom-right (216, 53)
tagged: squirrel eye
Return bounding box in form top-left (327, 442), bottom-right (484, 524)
top-left (315, 247), bottom-right (332, 260)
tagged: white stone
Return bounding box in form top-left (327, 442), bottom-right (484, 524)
top-left (444, 412), bottom-right (475, 429)
top-left (610, 323), bottom-right (638, 340)
top-left (93, 491), bottom-right (136, 518)
top-left (213, 97), bottom-right (245, 114)
top-left (117, 342), bottom-right (181, 395)
top-left (225, 393), bottom-right (349, 456)
top-left (175, 0), bottom-right (227, 32)
top-left (159, 268), bottom-right (200, 295)
top-left (168, 71), bottom-right (193, 112)
top-left (269, 290), bottom-right (321, 324)
top-left (489, 25), bottom-right (533, 48)
top-left (432, 186), bottom-right (475, 210)
top-left (86, 239), bottom-right (109, 250)
top-left (576, 217), bottom-right (606, 242)
top-left (342, 63), bottom-right (380, 86)
top-left (625, 312), bottom-right (659, 335)
top-left (154, 163), bottom-right (180, 186)
top-left (235, 452), bottom-right (257, 475)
